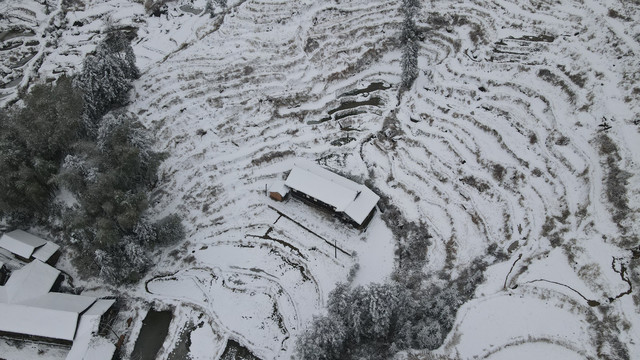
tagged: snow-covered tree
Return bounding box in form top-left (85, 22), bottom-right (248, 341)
top-left (296, 316), bottom-right (346, 360)
top-left (326, 282), bottom-right (351, 319)
top-left (0, 76), bottom-right (83, 220)
top-left (59, 111), bottom-right (170, 283)
top-left (298, 260), bottom-right (487, 359)
top-left (346, 283), bottom-right (399, 341)
top-left (400, 15), bottom-right (419, 91)
top-left (75, 31), bottom-right (139, 129)
top-left (97, 31), bottom-right (139, 80)
top-left (154, 214), bottom-right (186, 246)
top-left (205, 0), bottom-right (215, 17)
top-left (399, 0), bottom-right (421, 92)
top-left (415, 321), bottom-right (443, 349)
top-left (94, 237), bottom-right (151, 284)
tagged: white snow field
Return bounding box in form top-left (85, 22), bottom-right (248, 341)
top-left (1, 0), bottom-right (639, 359)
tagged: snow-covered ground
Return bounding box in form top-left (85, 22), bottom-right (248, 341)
top-left (1, 0), bottom-right (639, 359)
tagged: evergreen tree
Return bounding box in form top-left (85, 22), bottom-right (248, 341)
top-left (97, 31), bottom-right (140, 80)
top-left (59, 111), bottom-right (181, 284)
top-left (75, 31), bottom-right (139, 129)
top-left (400, 16), bottom-right (419, 90)
top-left (0, 76), bottom-right (83, 219)
top-left (296, 316), bottom-right (346, 360)
top-left (60, 111), bottom-right (161, 236)
top-left (399, 0), bottom-right (421, 92)
top-left (297, 261), bottom-right (487, 359)
top-left (205, 0), bottom-right (215, 17)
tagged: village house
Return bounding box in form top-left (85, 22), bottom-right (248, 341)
top-left (271, 160), bottom-right (380, 228)
top-left (0, 260), bottom-right (116, 348)
top-left (0, 233), bottom-right (117, 360)
top-left (0, 229), bottom-right (60, 265)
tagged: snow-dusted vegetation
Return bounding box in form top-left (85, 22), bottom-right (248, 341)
top-left (1, 0), bottom-right (639, 359)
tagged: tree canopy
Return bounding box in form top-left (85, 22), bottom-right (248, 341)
top-left (0, 76), bottom-right (83, 219)
top-left (75, 31), bottom-right (140, 130)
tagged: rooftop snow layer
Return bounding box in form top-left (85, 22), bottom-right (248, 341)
top-left (0, 260), bottom-right (100, 342)
top-left (0, 230), bottom-right (47, 259)
top-left (284, 160), bottom-right (379, 225)
top-left (66, 300), bottom-right (117, 360)
top-left (83, 298), bottom-right (116, 318)
top-left (343, 187), bottom-right (381, 225)
top-left (3, 260), bottom-right (60, 303)
top-left (32, 241), bottom-right (60, 263)
top-left (269, 180), bottom-right (290, 197)
top-left (67, 330), bottom-right (116, 360)
top-left (21, 293), bottom-right (96, 314)
top-left (0, 303), bottom-right (81, 341)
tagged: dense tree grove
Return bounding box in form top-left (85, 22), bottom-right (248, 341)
top-left (296, 259), bottom-right (487, 360)
top-left (0, 31), bottom-right (184, 284)
top-left (298, 194), bottom-right (485, 360)
top-left (59, 111), bottom-right (185, 283)
top-left (296, 190), bottom-right (487, 359)
top-left (0, 76), bottom-right (83, 220)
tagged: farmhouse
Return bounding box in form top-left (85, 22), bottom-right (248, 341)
top-left (272, 160), bottom-right (380, 228)
top-left (0, 259), bottom-right (116, 358)
top-left (0, 229), bottom-right (60, 265)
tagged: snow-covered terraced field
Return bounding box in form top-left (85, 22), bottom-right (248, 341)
top-left (1, 0), bottom-right (639, 359)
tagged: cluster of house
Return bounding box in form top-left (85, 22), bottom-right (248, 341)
top-left (268, 159), bottom-right (380, 228)
top-left (0, 230), bottom-right (117, 360)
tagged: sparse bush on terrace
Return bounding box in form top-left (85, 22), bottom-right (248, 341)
top-left (400, 0), bottom-right (420, 92)
top-left (597, 134), bottom-right (632, 228)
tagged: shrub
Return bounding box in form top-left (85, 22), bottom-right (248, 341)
top-left (154, 214), bottom-right (186, 247)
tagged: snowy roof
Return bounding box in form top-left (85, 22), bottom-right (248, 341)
top-left (284, 160), bottom-right (379, 225)
top-left (0, 303), bottom-right (81, 341)
top-left (83, 337), bottom-right (117, 360)
top-left (21, 293), bottom-right (96, 314)
top-left (343, 187), bottom-right (382, 225)
top-left (67, 331), bottom-right (116, 360)
top-left (3, 260), bottom-right (60, 303)
top-left (0, 260), bottom-right (102, 342)
top-left (0, 230), bottom-right (47, 259)
top-left (66, 300), bottom-right (117, 360)
top-left (268, 179), bottom-right (289, 196)
top-left (32, 241), bottom-right (60, 263)
top-left (83, 299), bottom-right (116, 318)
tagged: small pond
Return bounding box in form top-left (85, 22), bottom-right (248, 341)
top-left (130, 309), bottom-right (173, 360)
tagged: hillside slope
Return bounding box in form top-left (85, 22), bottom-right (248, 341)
top-left (1, 0), bottom-right (639, 359)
